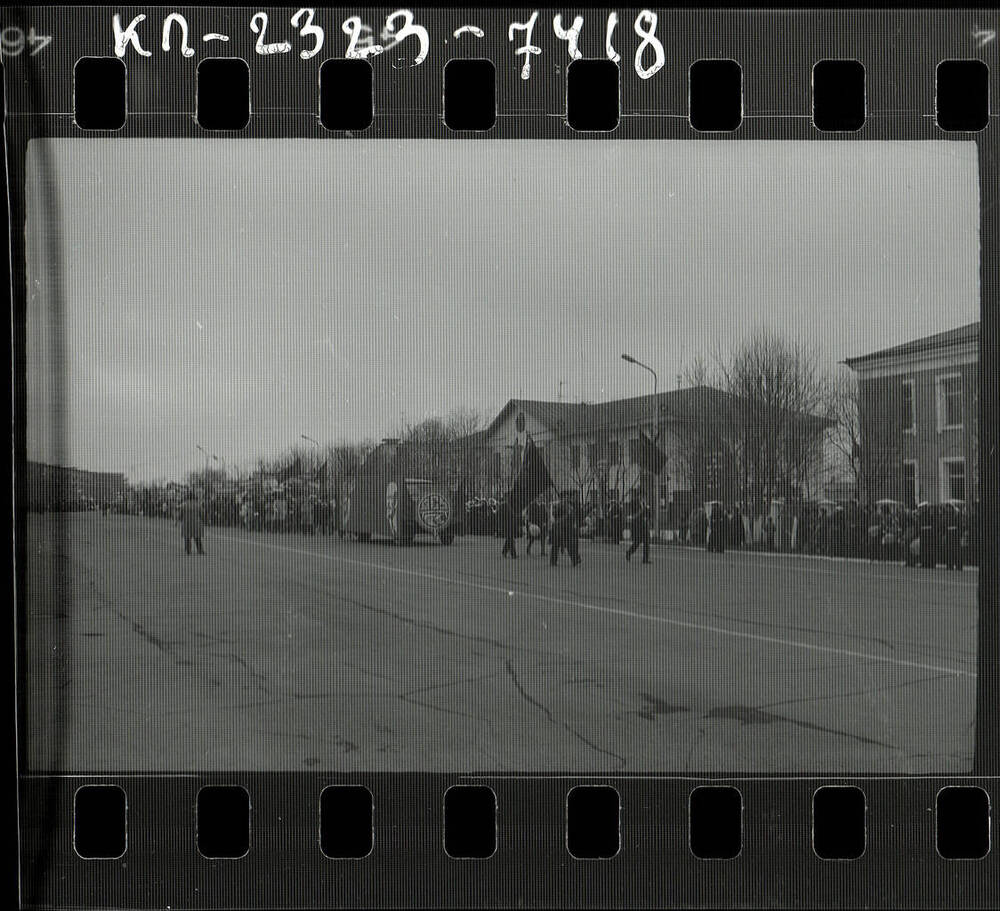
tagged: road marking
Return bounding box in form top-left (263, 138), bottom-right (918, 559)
top-left (218, 532), bottom-right (977, 680)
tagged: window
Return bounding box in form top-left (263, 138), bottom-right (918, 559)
top-left (902, 460), bottom-right (919, 506)
top-left (939, 458), bottom-right (966, 502)
top-left (936, 374), bottom-right (963, 431)
top-left (901, 380), bottom-right (915, 433)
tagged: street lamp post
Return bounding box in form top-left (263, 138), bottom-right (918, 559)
top-left (301, 434), bottom-right (323, 494)
top-left (301, 434), bottom-right (321, 465)
top-left (621, 353), bottom-right (661, 539)
top-left (195, 444), bottom-right (211, 484)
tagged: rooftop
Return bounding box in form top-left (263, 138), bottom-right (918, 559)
top-left (480, 386), bottom-right (830, 439)
top-left (844, 321), bottom-right (979, 366)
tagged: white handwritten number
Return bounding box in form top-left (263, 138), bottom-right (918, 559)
top-left (1, 26), bottom-right (52, 55)
top-left (633, 9), bottom-right (665, 80)
top-left (28, 27), bottom-right (52, 55)
top-left (162, 13), bottom-right (195, 57)
top-left (553, 14), bottom-right (583, 60)
top-left (509, 10), bottom-right (541, 80)
top-left (0, 26), bottom-right (24, 56)
top-left (605, 12), bottom-right (621, 63)
top-left (342, 16), bottom-right (383, 58)
top-left (973, 28), bottom-right (996, 47)
top-left (383, 9), bottom-right (429, 66)
top-left (250, 12), bottom-right (292, 55)
top-left (291, 8), bottom-right (324, 60)
top-left (113, 13), bottom-right (151, 58)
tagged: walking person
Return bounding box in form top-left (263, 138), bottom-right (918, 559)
top-left (525, 495), bottom-right (549, 556)
top-left (549, 501), bottom-right (569, 566)
top-left (625, 492), bottom-right (651, 564)
top-left (177, 489), bottom-right (206, 556)
top-left (500, 497), bottom-right (519, 559)
top-left (559, 496), bottom-right (582, 567)
top-left (300, 495), bottom-right (315, 535)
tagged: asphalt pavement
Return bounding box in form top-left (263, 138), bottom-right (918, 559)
top-left (23, 513), bottom-right (977, 773)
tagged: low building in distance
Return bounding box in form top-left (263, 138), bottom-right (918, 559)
top-left (25, 461), bottom-right (127, 511)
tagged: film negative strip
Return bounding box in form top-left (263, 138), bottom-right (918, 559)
top-left (6, 5), bottom-right (999, 908)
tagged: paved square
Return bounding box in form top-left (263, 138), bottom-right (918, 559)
top-left (23, 513), bottom-right (976, 773)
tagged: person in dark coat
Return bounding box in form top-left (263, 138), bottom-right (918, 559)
top-left (299, 496), bottom-right (315, 535)
top-left (549, 501), bottom-right (582, 567)
top-left (525, 496), bottom-right (549, 556)
top-left (942, 504), bottom-right (963, 570)
top-left (707, 506), bottom-right (727, 553)
top-left (607, 499), bottom-right (622, 544)
top-left (564, 498), bottom-right (582, 566)
top-left (177, 490), bottom-right (206, 555)
top-left (918, 504), bottom-right (938, 568)
top-left (625, 493), bottom-right (651, 564)
top-left (901, 509), bottom-right (919, 566)
top-left (729, 509), bottom-right (744, 549)
top-left (500, 498), bottom-right (519, 559)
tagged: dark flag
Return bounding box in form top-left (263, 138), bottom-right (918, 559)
top-left (634, 430), bottom-right (668, 475)
top-left (315, 460), bottom-right (328, 483)
top-left (276, 456), bottom-right (302, 483)
top-left (509, 436), bottom-right (555, 512)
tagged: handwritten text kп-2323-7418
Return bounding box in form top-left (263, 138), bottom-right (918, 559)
top-left (107, 9), bottom-right (667, 79)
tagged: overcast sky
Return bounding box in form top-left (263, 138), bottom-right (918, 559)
top-left (25, 139), bottom-right (980, 483)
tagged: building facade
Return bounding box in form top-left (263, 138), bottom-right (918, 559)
top-left (844, 321), bottom-right (979, 506)
top-left (469, 386), bottom-right (830, 526)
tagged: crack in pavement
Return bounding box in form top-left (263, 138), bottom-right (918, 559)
top-left (209, 651), bottom-right (270, 693)
top-left (502, 658), bottom-right (626, 770)
top-left (702, 705), bottom-right (896, 749)
top-left (397, 671), bottom-right (500, 722)
top-left (334, 592), bottom-right (560, 660)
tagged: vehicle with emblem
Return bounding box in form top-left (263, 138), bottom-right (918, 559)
top-left (341, 438), bottom-right (461, 545)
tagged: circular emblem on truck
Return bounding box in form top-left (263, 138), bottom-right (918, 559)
top-left (416, 492), bottom-right (452, 531)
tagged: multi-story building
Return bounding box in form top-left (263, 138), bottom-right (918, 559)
top-left (844, 321), bottom-right (978, 506)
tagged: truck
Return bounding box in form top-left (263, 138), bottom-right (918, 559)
top-left (341, 438), bottom-right (461, 545)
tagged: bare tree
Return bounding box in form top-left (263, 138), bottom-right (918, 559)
top-left (709, 331), bottom-right (831, 513)
top-left (547, 432), bottom-right (599, 504)
top-left (403, 407), bottom-right (489, 491)
top-left (670, 360), bottom-right (739, 507)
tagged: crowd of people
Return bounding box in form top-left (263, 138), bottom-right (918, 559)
top-left (472, 491), bottom-right (978, 571)
top-left (38, 478), bottom-right (978, 572)
top-left (677, 499), bottom-right (976, 569)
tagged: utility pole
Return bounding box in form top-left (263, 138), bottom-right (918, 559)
top-left (557, 380), bottom-right (565, 402)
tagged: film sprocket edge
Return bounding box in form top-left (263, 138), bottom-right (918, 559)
top-left (6, 6), bottom-right (1000, 909)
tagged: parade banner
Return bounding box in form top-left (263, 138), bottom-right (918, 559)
top-left (6, 7), bottom-right (997, 911)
